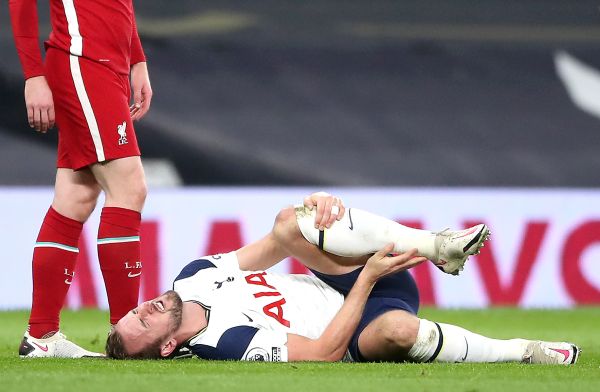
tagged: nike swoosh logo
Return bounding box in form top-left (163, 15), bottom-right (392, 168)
top-left (549, 348), bottom-right (571, 362)
top-left (461, 337), bottom-right (469, 361)
top-left (128, 271), bottom-right (142, 278)
top-left (242, 312), bottom-right (253, 322)
top-left (456, 227), bottom-right (478, 238)
top-left (348, 208), bottom-right (354, 230)
top-left (32, 342), bottom-right (49, 352)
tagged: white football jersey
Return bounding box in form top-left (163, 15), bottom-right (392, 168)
top-left (173, 252), bottom-right (345, 362)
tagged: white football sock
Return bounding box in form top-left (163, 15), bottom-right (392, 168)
top-left (408, 319), bottom-right (529, 363)
top-left (296, 205), bottom-right (438, 260)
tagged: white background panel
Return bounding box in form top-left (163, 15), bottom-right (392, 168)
top-left (1, 187), bottom-right (599, 309)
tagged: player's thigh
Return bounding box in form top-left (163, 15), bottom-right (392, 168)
top-left (358, 310), bottom-right (420, 362)
top-left (287, 237), bottom-right (367, 275)
top-left (52, 167), bottom-right (101, 222)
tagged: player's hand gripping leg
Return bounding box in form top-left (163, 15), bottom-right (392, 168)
top-left (362, 245), bottom-right (427, 283)
top-left (303, 192), bottom-right (345, 231)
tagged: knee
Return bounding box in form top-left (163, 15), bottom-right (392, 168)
top-left (53, 186), bottom-right (101, 222)
top-left (94, 158), bottom-right (147, 211)
top-left (272, 207), bottom-right (302, 243)
top-left (107, 173), bottom-right (147, 211)
top-left (380, 314), bottom-right (419, 352)
top-left (129, 178), bottom-right (148, 208)
top-left (124, 163), bottom-right (148, 206)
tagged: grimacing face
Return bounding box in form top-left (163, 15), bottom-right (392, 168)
top-left (113, 290), bottom-right (183, 357)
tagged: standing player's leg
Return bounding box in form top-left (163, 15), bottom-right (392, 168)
top-left (296, 205), bottom-right (489, 275)
top-left (66, 53), bottom-right (147, 326)
top-left (19, 168), bottom-right (104, 357)
top-left (90, 157), bottom-right (147, 325)
top-left (19, 48), bottom-right (109, 358)
top-left (28, 168), bottom-right (100, 339)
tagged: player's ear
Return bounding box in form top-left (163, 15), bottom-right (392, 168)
top-left (160, 338), bottom-right (178, 357)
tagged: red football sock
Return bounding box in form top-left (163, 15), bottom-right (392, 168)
top-left (29, 207), bottom-right (83, 338)
top-left (98, 207), bottom-right (142, 325)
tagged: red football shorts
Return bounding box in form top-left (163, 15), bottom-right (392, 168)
top-left (45, 48), bottom-right (141, 170)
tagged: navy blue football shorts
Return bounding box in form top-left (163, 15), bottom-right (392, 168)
top-left (310, 267), bottom-right (420, 362)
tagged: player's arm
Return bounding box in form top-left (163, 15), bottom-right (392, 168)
top-left (129, 9), bottom-right (152, 121)
top-left (286, 246), bottom-right (426, 362)
top-left (8, 0), bottom-right (55, 133)
top-left (236, 192), bottom-right (345, 271)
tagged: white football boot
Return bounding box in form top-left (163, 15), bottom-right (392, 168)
top-left (19, 331), bottom-right (104, 358)
top-left (522, 341), bottom-right (580, 365)
top-left (432, 224), bottom-right (490, 275)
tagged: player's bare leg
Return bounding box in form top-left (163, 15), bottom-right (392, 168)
top-left (52, 168), bottom-right (102, 220)
top-left (90, 156), bottom-right (147, 325)
top-left (358, 310), bottom-right (420, 361)
top-left (233, 201), bottom-right (339, 271)
top-left (90, 156), bottom-right (147, 212)
top-left (295, 205), bottom-right (489, 275)
top-left (358, 311), bottom-right (579, 365)
top-left (20, 168), bottom-right (103, 358)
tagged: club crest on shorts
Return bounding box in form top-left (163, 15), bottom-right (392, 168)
top-left (117, 121), bottom-right (128, 145)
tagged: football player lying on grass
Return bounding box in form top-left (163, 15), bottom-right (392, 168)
top-left (106, 192), bottom-right (580, 364)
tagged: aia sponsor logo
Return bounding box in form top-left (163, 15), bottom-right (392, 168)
top-left (245, 272), bottom-right (291, 328)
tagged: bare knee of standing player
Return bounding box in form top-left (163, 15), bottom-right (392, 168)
top-left (358, 310), bottom-right (419, 362)
top-left (52, 168), bottom-right (102, 222)
top-left (91, 156), bottom-right (147, 212)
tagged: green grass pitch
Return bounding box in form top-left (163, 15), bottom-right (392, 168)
top-left (1, 308), bottom-right (598, 392)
